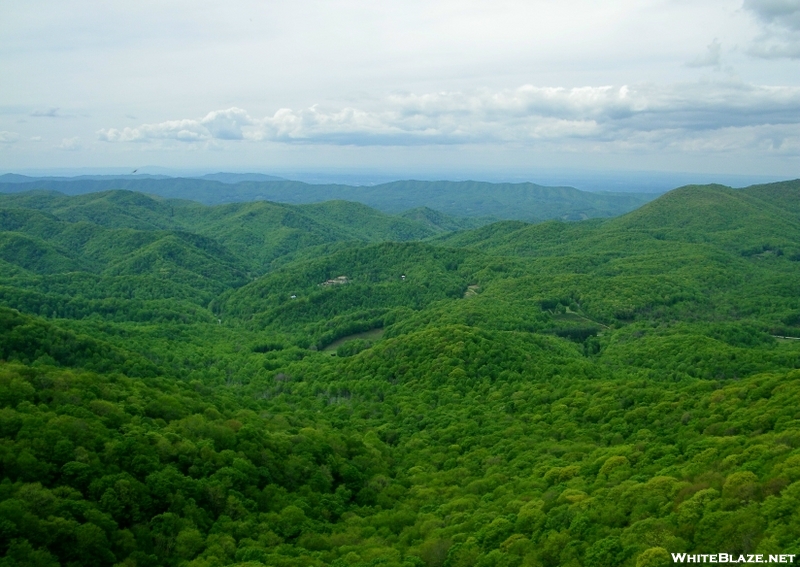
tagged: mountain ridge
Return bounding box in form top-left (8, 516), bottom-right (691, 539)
top-left (0, 176), bottom-right (659, 221)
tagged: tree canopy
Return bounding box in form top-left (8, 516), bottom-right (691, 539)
top-left (0, 180), bottom-right (799, 566)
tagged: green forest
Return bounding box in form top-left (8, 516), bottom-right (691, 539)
top-left (0, 180), bottom-right (799, 567)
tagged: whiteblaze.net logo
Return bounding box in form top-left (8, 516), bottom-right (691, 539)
top-left (671, 554), bottom-right (797, 564)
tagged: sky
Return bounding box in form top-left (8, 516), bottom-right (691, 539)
top-left (1, 0), bottom-right (799, 183)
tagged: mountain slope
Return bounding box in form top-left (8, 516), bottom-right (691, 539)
top-left (607, 183), bottom-right (800, 253)
top-left (0, 190), bottom-right (484, 273)
top-left (741, 178), bottom-right (800, 217)
top-left (0, 232), bottom-right (90, 274)
top-left (397, 206), bottom-right (490, 232)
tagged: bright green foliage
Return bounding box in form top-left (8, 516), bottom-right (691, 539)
top-left (0, 181), bottom-right (799, 566)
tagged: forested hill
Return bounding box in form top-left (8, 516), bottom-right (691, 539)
top-left (0, 176), bottom-right (657, 221)
top-left (0, 190), bottom-right (485, 277)
top-left (1, 180), bottom-right (800, 567)
top-left (434, 180), bottom-right (800, 258)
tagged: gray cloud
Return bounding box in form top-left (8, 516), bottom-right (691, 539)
top-left (743, 0), bottom-right (800, 59)
top-left (30, 108), bottom-right (64, 118)
top-left (744, 0), bottom-right (800, 27)
top-left (687, 39), bottom-right (722, 68)
top-left (97, 82), bottom-right (800, 154)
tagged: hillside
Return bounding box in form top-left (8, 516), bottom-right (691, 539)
top-left (0, 190), bottom-right (470, 275)
top-left (0, 180), bottom-right (799, 567)
top-left (742, 179), bottom-right (800, 217)
top-left (605, 183), bottom-right (800, 254)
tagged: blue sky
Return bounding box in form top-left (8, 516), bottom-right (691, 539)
top-left (1, 0), bottom-right (799, 181)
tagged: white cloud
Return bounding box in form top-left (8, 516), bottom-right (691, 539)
top-left (58, 137), bottom-right (81, 150)
top-left (743, 0), bottom-right (800, 59)
top-left (96, 82), bottom-right (800, 155)
top-left (97, 107), bottom-right (253, 143)
top-left (0, 131), bottom-right (20, 143)
top-left (202, 108), bottom-right (253, 140)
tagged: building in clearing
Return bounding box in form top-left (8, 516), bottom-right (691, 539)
top-left (320, 275), bottom-right (350, 286)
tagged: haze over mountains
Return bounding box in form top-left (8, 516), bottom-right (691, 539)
top-left (0, 174), bottom-right (658, 222)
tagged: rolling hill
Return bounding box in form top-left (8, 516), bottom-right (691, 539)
top-left (0, 179), bottom-right (799, 567)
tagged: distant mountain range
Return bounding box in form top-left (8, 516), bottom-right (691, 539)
top-left (0, 172), bottom-right (285, 184)
top-left (0, 174), bottom-right (658, 222)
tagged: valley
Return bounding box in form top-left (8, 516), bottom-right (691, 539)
top-left (0, 180), bottom-right (799, 567)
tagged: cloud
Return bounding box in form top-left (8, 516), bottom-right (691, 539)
top-left (687, 39), bottom-right (722, 68)
top-left (0, 131), bottom-right (20, 143)
top-left (744, 0), bottom-right (800, 28)
top-left (202, 108), bottom-right (253, 140)
top-left (96, 82), bottom-right (800, 154)
top-left (743, 0), bottom-right (800, 59)
top-left (97, 107), bottom-right (253, 143)
top-left (30, 107), bottom-right (63, 118)
top-left (58, 137), bottom-right (81, 150)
